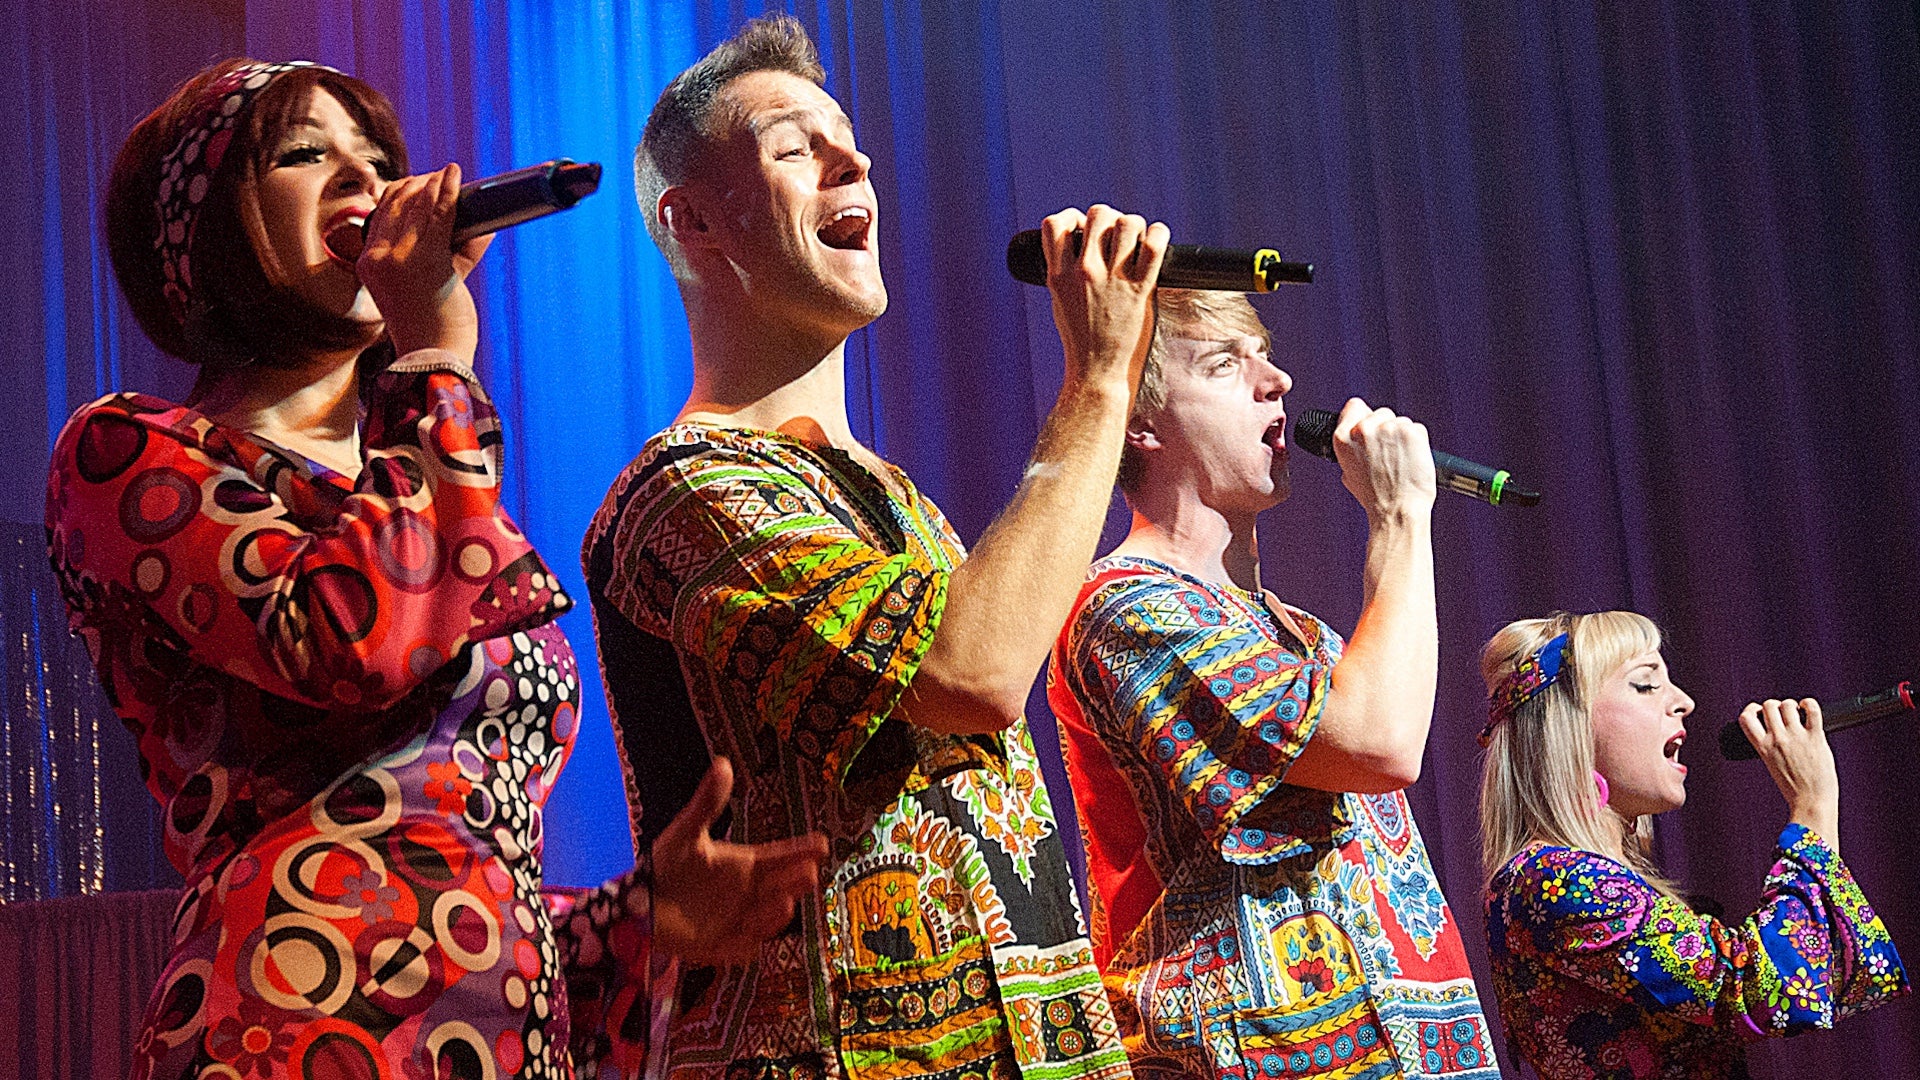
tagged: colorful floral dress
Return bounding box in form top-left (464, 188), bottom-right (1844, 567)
top-left (581, 424), bottom-right (1131, 1080)
top-left (1047, 556), bottom-right (1499, 1080)
top-left (1485, 825), bottom-right (1909, 1079)
top-left (46, 352), bottom-right (650, 1080)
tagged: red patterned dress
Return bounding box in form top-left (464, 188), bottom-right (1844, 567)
top-left (46, 352), bottom-right (650, 1080)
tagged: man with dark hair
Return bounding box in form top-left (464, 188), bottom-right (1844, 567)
top-left (583, 14), bottom-right (1160, 1080)
top-left (1046, 291), bottom-right (1501, 1078)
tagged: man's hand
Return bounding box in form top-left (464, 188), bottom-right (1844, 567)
top-left (651, 757), bottom-right (830, 965)
top-left (1331, 398), bottom-right (1437, 524)
top-left (1040, 204), bottom-right (1169, 395)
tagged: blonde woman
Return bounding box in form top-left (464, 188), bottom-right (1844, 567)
top-left (1477, 611), bottom-right (1907, 1079)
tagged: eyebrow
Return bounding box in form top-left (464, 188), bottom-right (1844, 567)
top-left (749, 107), bottom-right (854, 139)
top-left (1183, 337), bottom-right (1268, 355)
top-left (283, 118), bottom-right (371, 141)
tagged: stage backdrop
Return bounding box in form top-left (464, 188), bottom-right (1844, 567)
top-left (7, 1), bottom-right (1918, 1075)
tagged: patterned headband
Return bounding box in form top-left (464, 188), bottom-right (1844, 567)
top-left (155, 61), bottom-right (334, 323)
top-left (1478, 632), bottom-right (1570, 747)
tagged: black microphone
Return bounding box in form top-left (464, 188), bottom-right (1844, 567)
top-left (1292, 407), bottom-right (1542, 507)
top-left (333, 160), bottom-right (603, 261)
top-left (449, 159), bottom-right (602, 247)
top-left (1718, 681), bottom-right (1915, 761)
top-left (1006, 229), bottom-right (1313, 292)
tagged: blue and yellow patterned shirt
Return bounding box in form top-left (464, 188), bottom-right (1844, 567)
top-left (1048, 555), bottom-right (1499, 1079)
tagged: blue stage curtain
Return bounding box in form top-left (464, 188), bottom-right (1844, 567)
top-left (5, 2), bottom-right (1919, 1074)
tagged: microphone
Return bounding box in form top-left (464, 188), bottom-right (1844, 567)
top-left (1718, 681), bottom-right (1915, 761)
top-left (1006, 229), bottom-right (1313, 292)
top-left (449, 159), bottom-right (602, 247)
top-left (1291, 407), bottom-right (1542, 507)
top-left (332, 160), bottom-right (603, 261)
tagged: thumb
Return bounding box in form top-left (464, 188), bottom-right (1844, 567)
top-left (657, 756), bottom-right (733, 855)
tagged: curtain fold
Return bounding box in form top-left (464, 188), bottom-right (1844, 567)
top-left (0, 889), bottom-right (178, 1080)
top-left (4, 1), bottom-right (1918, 1075)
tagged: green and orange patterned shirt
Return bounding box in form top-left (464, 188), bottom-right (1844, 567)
top-left (582, 424), bottom-right (1130, 1080)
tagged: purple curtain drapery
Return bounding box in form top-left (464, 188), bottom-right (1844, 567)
top-left (0, 889), bottom-right (178, 1080)
top-left (4, 2), bottom-right (1917, 1076)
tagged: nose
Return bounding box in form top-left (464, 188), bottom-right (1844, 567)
top-left (825, 137), bottom-right (870, 187)
top-left (1674, 686), bottom-right (1695, 718)
top-left (1256, 356), bottom-right (1291, 401)
top-left (330, 154), bottom-right (385, 201)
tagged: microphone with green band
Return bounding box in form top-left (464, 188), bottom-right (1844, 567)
top-left (1293, 407), bottom-right (1541, 508)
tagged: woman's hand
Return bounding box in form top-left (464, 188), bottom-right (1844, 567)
top-left (1738, 697), bottom-right (1841, 854)
top-left (357, 162), bottom-right (493, 360)
top-left (651, 757), bottom-right (830, 965)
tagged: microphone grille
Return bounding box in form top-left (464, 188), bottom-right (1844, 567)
top-left (1293, 408), bottom-right (1339, 461)
top-left (1718, 720), bottom-right (1759, 761)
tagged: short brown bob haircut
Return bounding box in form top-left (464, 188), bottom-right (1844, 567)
top-left (105, 59), bottom-right (408, 366)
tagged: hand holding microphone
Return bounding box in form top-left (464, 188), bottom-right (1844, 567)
top-left (1736, 698), bottom-right (1842, 853)
top-left (342, 158), bottom-right (603, 359)
top-left (1293, 406), bottom-right (1542, 507)
top-left (1719, 680), bottom-right (1914, 760)
top-left (1323, 399), bottom-right (1437, 522)
top-left (1008, 228), bottom-right (1312, 291)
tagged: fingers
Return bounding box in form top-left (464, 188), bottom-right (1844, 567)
top-left (1079, 204), bottom-right (1122, 275)
top-left (1039, 206), bottom-right (1168, 283)
top-left (1332, 400), bottom-right (1430, 458)
top-left (1333, 398), bottom-right (1374, 445)
top-left (364, 163), bottom-right (461, 257)
top-left (1133, 220), bottom-right (1170, 283)
top-left (1040, 208), bottom-right (1087, 282)
top-left (1737, 700), bottom-right (1768, 752)
top-left (1763, 697), bottom-right (1804, 740)
top-left (1744, 698), bottom-right (1824, 749)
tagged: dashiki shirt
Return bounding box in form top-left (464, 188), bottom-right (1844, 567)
top-left (46, 352), bottom-right (651, 1080)
top-left (1047, 556), bottom-right (1498, 1080)
top-left (1486, 824), bottom-right (1909, 1079)
top-left (581, 423), bottom-right (1130, 1080)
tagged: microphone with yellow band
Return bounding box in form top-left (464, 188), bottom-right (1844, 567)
top-left (1006, 229), bottom-right (1313, 292)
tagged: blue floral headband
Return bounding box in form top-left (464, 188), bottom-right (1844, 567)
top-left (1478, 632), bottom-right (1570, 747)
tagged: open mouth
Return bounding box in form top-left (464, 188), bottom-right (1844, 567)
top-left (1663, 732), bottom-right (1686, 773)
top-left (818, 206), bottom-right (872, 251)
top-left (1263, 418), bottom-right (1287, 454)
top-left (323, 209), bottom-right (370, 264)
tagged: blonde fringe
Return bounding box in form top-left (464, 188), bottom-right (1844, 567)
top-left (1478, 611), bottom-right (1682, 898)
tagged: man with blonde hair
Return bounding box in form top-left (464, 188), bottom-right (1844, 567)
top-left (1047, 290), bottom-right (1500, 1078)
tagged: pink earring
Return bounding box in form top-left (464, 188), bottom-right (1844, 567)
top-left (1592, 770), bottom-right (1610, 809)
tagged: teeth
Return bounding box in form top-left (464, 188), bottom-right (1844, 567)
top-left (832, 207), bottom-right (869, 222)
top-left (346, 215), bottom-right (366, 228)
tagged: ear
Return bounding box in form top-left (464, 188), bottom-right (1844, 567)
top-left (658, 184), bottom-right (719, 252)
top-left (1125, 419), bottom-right (1162, 454)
